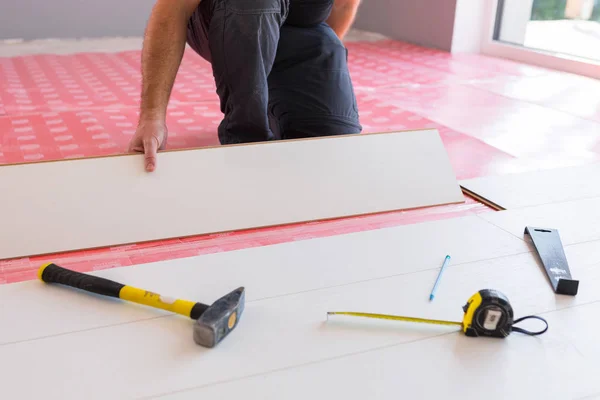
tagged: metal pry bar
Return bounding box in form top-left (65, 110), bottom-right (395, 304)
top-left (524, 226), bottom-right (579, 296)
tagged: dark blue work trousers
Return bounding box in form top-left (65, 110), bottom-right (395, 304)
top-left (186, 0), bottom-right (362, 144)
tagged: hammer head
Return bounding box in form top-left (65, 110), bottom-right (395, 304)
top-left (193, 287), bottom-right (245, 348)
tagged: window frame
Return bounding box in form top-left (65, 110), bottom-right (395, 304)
top-left (479, 0), bottom-right (600, 80)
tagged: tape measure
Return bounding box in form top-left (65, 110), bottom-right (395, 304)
top-left (327, 289), bottom-right (548, 338)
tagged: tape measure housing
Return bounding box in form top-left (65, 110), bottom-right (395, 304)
top-left (461, 289), bottom-right (514, 338)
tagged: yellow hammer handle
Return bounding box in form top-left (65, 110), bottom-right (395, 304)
top-left (39, 263), bottom-right (199, 318)
top-left (119, 286), bottom-right (198, 317)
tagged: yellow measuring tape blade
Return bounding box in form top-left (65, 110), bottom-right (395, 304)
top-left (327, 312), bottom-right (462, 327)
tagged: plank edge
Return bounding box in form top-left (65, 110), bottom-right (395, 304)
top-left (460, 186), bottom-right (505, 211)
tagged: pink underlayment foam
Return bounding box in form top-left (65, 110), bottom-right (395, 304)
top-left (4, 39), bottom-right (598, 284)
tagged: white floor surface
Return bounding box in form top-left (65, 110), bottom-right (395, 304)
top-left (460, 162), bottom-right (600, 209)
top-left (1, 195), bottom-right (599, 399)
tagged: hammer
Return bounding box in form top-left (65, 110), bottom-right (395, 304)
top-left (38, 263), bottom-right (245, 348)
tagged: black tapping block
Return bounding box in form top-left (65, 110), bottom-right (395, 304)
top-left (524, 227), bottom-right (579, 296)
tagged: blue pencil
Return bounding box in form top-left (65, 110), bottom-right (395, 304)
top-left (429, 255), bottom-right (451, 301)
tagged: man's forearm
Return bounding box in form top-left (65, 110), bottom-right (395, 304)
top-left (139, 0), bottom-right (196, 121)
top-left (327, 0), bottom-right (361, 40)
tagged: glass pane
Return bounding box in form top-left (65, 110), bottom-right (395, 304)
top-left (494, 0), bottom-right (600, 61)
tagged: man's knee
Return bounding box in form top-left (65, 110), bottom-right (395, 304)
top-left (269, 23), bottom-right (361, 139)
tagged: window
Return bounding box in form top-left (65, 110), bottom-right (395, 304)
top-left (480, 0), bottom-right (600, 79)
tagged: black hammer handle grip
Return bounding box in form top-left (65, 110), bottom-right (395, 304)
top-left (38, 263), bottom-right (125, 298)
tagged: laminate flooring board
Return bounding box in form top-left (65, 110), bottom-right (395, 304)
top-left (2, 239), bottom-right (599, 399)
top-left (0, 130), bottom-right (465, 260)
top-left (166, 301), bottom-right (600, 400)
top-left (479, 196), bottom-right (600, 245)
top-left (460, 162), bottom-right (600, 209)
top-left (0, 215), bottom-right (528, 344)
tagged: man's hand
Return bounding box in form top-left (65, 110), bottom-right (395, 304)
top-left (128, 120), bottom-right (168, 172)
top-left (327, 0), bottom-right (362, 40)
top-left (128, 0), bottom-right (201, 171)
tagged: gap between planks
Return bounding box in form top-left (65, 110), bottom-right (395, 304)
top-left (460, 186), bottom-right (505, 211)
top-left (474, 212), bottom-right (527, 242)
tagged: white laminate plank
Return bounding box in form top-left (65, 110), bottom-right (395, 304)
top-left (479, 197), bottom-right (600, 245)
top-left (0, 130), bottom-right (464, 260)
top-left (0, 216), bottom-right (528, 344)
top-left (1, 239), bottom-right (598, 399)
top-left (165, 300), bottom-right (600, 400)
top-left (460, 162), bottom-right (600, 209)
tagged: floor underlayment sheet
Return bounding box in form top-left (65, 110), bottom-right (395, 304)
top-left (2, 33), bottom-right (600, 284)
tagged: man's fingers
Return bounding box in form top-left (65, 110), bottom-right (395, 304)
top-left (130, 144), bottom-right (144, 153)
top-left (143, 137), bottom-right (159, 172)
top-left (128, 137), bottom-right (144, 153)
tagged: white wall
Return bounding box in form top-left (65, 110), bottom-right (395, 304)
top-left (451, 0), bottom-right (489, 53)
top-left (353, 0), bottom-right (459, 51)
top-left (2, 0), bottom-right (475, 54)
top-left (0, 1), bottom-right (154, 40)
